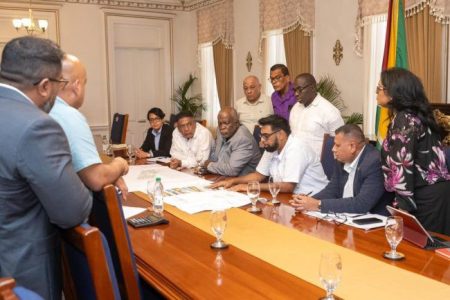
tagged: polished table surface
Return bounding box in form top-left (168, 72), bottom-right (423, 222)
top-left (123, 159), bottom-right (450, 299)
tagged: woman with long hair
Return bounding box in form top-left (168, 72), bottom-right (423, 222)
top-left (376, 68), bottom-right (450, 235)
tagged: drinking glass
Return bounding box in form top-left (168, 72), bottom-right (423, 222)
top-left (126, 144), bottom-right (134, 163)
top-left (247, 181), bottom-right (261, 213)
top-left (319, 252), bottom-right (342, 300)
top-left (210, 210), bottom-right (228, 249)
top-left (383, 216), bottom-right (405, 260)
top-left (268, 176), bottom-right (281, 204)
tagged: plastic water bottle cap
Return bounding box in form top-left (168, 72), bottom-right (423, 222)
top-left (156, 177), bottom-right (161, 182)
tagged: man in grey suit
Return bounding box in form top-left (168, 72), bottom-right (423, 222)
top-left (204, 107), bottom-right (261, 176)
top-left (290, 124), bottom-right (390, 214)
top-left (0, 37), bottom-right (92, 299)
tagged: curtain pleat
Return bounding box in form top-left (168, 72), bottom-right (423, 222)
top-left (283, 25), bottom-right (311, 78)
top-left (213, 41), bottom-right (233, 108)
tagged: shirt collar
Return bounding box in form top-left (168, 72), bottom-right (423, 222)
top-left (0, 83), bottom-right (35, 106)
top-left (274, 134), bottom-right (293, 161)
top-left (244, 95), bottom-right (264, 105)
top-left (343, 145), bottom-right (365, 173)
top-left (152, 126), bottom-right (163, 135)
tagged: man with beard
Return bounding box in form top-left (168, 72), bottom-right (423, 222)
top-left (211, 115), bottom-right (328, 194)
top-left (0, 37), bottom-right (92, 299)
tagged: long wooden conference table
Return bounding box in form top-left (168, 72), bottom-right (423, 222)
top-left (123, 159), bottom-right (449, 299)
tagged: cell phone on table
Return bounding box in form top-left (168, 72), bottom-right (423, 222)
top-left (352, 217), bottom-right (383, 225)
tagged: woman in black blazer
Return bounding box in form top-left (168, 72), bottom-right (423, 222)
top-left (135, 107), bottom-right (174, 158)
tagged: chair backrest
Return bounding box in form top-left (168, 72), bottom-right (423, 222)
top-left (321, 134), bottom-right (335, 180)
top-left (0, 277), bottom-right (44, 300)
top-left (90, 185), bottom-right (141, 300)
top-left (252, 125), bottom-right (264, 154)
top-left (110, 113), bottom-right (129, 144)
top-left (62, 224), bottom-right (121, 300)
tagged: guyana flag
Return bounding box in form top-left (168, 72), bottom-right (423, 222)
top-left (375, 0), bottom-right (408, 147)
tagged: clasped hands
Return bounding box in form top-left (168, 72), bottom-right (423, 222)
top-left (289, 194), bottom-right (320, 212)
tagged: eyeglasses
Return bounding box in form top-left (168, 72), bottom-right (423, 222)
top-left (33, 77), bottom-right (69, 89)
top-left (294, 84), bottom-right (312, 94)
top-left (148, 117), bottom-right (162, 123)
top-left (317, 212), bottom-right (348, 226)
top-left (376, 84), bottom-right (386, 94)
top-left (260, 130), bottom-right (280, 141)
top-left (268, 75), bottom-right (285, 83)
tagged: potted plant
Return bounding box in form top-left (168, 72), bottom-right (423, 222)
top-left (316, 74), bottom-right (363, 125)
top-left (171, 74), bottom-right (206, 119)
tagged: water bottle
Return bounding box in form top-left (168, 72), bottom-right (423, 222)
top-left (153, 177), bottom-right (164, 215)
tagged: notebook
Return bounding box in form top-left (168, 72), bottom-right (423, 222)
top-left (386, 206), bottom-right (450, 249)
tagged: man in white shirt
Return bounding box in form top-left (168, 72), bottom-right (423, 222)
top-left (290, 73), bottom-right (344, 155)
top-left (234, 75), bottom-right (273, 133)
top-left (211, 115), bottom-right (328, 194)
top-left (290, 124), bottom-right (390, 214)
top-left (169, 111), bottom-right (213, 169)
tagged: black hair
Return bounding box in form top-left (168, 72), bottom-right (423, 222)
top-left (270, 64), bottom-right (290, 76)
top-left (258, 114), bottom-right (291, 135)
top-left (335, 124), bottom-right (365, 144)
top-left (295, 73), bottom-right (317, 87)
top-left (0, 36), bottom-right (63, 86)
top-left (147, 107), bottom-right (165, 120)
top-left (381, 67), bottom-right (439, 133)
top-left (176, 111), bottom-right (194, 122)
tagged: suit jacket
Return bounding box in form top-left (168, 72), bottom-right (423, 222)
top-left (140, 123), bottom-right (174, 157)
top-left (0, 85), bottom-right (92, 300)
top-left (314, 144), bottom-right (392, 215)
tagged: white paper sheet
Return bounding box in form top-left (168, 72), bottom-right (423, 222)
top-left (122, 206), bottom-right (147, 219)
top-left (304, 211), bottom-right (387, 230)
top-left (148, 157), bottom-right (171, 163)
top-left (164, 190), bottom-right (251, 214)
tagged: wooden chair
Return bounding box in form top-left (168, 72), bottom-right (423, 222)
top-left (62, 224), bottom-right (121, 300)
top-left (90, 185), bottom-right (142, 300)
top-left (320, 134), bottom-right (335, 180)
top-left (110, 113), bottom-right (129, 144)
top-left (0, 277), bottom-right (43, 300)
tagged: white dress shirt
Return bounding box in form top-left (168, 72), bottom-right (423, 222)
top-left (289, 93), bottom-right (344, 155)
top-left (170, 123), bottom-right (213, 168)
top-left (342, 145), bottom-right (366, 198)
top-left (256, 135), bottom-right (329, 195)
top-left (234, 94), bottom-right (273, 133)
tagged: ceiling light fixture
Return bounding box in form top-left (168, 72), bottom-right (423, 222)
top-left (12, 0), bottom-right (48, 35)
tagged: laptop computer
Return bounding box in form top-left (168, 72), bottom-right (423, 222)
top-left (386, 206), bottom-right (450, 249)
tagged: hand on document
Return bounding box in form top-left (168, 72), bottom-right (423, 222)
top-left (209, 177), bottom-right (236, 189)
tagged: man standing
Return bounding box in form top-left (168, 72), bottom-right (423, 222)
top-left (50, 54), bottom-right (129, 197)
top-left (234, 75), bottom-right (273, 132)
top-left (169, 111), bottom-right (213, 169)
top-left (0, 37), bottom-right (91, 299)
top-left (290, 73), bottom-right (344, 155)
top-left (211, 115), bottom-right (328, 194)
top-left (270, 64), bottom-right (297, 121)
top-left (290, 124), bottom-right (390, 214)
top-left (205, 107), bottom-right (261, 176)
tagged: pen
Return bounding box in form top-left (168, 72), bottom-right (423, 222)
top-left (304, 191), bottom-right (313, 196)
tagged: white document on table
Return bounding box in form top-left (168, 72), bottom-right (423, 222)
top-left (304, 211), bottom-right (387, 230)
top-left (123, 165), bottom-right (212, 193)
top-left (148, 157), bottom-right (171, 163)
top-left (165, 190), bottom-right (251, 214)
top-left (122, 206), bottom-right (147, 219)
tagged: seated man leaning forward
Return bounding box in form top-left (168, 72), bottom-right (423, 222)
top-left (204, 107), bottom-right (261, 176)
top-left (211, 115), bottom-right (329, 194)
top-left (290, 124), bottom-right (390, 214)
top-left (169, 111), bottom-right (213, 169)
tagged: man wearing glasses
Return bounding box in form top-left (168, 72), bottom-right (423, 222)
top-left (211, 115), bottom-right (328, 194)
top-left (269, 64), bottom-right (297, 121)
top-left (50, 54), bottom-right (129, 198)
top-left (290, 73), bottom-right (344, 155)
top-left (290, 124), bottom-right (391, 215)
top-left (0, 37), bottom-right (92, 299)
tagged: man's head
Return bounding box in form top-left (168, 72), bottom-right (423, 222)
top-left (217, 107), bottom-right (240, 139)
top-left (269, 64), bottom-right (290, 93)
top-left (176, 111), bottom-right (196, 139)
top-left (258, 115), bottom-right (291, 153)
top-left (58, 54), bottom-right (87, 109)
top-left (332, 124), bottom-right (366, 163)
top-left (242, 75), bottom-right (262, 103)
top-left (0, 36), bottom-right (65, 112)
top-left (294, 73), bottom-right (317, 107)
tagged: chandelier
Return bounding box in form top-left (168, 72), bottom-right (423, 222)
top-left (12, 0), bottom-right (48, 35)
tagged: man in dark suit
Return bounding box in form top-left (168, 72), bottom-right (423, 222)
top-left (290, 124), bottom-right (390, 214)
top-left (0, 37), bottom-right (92, 299)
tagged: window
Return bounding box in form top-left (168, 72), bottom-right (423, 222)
top-left (263, 30), bottom-right (287, 96)
top-left (199, 42), bottom-right (220, 128)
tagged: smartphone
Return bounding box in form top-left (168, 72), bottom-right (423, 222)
top-left (352, 217), bottom-right (383, 225)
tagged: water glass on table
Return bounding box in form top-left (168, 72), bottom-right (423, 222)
top-left (319, 252), bottom-right (342, 300)
top-left (383, 216), bottom-right (405, 260)
top-left (247, 181), bottom-right (261, 213)
top-left (210, 210), bottom-right (228, 249)
top-left (268, 176), bottom-right (281, 205)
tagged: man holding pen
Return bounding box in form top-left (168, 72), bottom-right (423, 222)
top-left (211, 115), bottom-right (328, 194)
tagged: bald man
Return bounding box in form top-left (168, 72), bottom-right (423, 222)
top-left (234, 75), bottom-right (273, 133)
top-left (204, 107), bottom-right (261, 176)
top-left (50, 54), bottom-right (129, 197)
